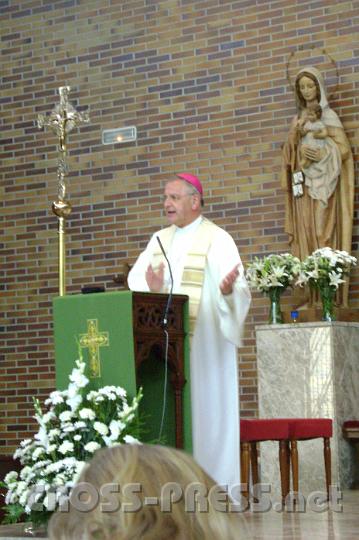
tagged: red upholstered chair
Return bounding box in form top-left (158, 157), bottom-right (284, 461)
top-left (288, 418), bottom-right (333, 501)
top-left (240, 419), bottom-right (290, 504)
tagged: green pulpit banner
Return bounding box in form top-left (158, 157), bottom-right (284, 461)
top-left (53, 291), bottom-right (136, 395)
top-left (52, 291), bottom-right (192, 452)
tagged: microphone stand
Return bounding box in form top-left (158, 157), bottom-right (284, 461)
top-left (156, 236), bottom-right (174, 328)
top-left (156, 236), bottom-right (174, 442)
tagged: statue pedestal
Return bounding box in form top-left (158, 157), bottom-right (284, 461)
top-left (256, 322), bottom-right (359, 498)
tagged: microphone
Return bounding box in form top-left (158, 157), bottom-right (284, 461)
top-left (156, 236), bottom-right (174, 328)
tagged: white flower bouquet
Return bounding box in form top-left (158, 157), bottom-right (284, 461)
top-left (297, 247), bottom-right (357, 289)
top-left (246, 253), bottom-right (301, 293)
top-left (296, 247), bottom-right (357, 320)
top-left (2, 357), bottom-right (142, 526)
top-left (246, 253), bottom-right (301, 323)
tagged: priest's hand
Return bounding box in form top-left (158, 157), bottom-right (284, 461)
top-left (146, 263), bottom-right (165, 292)
top-left (220, 264), bottom-right (240, 295)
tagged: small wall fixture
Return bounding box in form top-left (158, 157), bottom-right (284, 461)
top-left (102, 126), bottom-right (137, 145)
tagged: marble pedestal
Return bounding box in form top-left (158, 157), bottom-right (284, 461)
top-left (256, 322), bottom-right (359, 498)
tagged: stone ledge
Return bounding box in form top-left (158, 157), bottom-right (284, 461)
top-left (282, 308), bottom-right (359, 324)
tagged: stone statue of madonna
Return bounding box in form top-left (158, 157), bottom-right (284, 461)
top-left (281, 66), bottom-right (354, 306)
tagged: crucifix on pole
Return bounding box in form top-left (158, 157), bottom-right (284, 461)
top-left (37, 86), bottom-right (89, 296)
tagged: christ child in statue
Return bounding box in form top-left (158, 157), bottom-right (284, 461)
top-left (298, 104), bottom-right (328, 169)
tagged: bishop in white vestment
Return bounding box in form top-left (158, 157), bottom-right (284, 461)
top-left (127, 173), bottom-right (251, 489)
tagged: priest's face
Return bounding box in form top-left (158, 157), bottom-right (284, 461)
top-left (163, 180), bottom-right (201, 227)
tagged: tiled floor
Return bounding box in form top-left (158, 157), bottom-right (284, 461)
top-left (242, 489), bottom-right (359, 539)
top-left (0, 490), bottom-right (357, 539)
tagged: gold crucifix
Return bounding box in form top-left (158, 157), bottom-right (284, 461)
top-left (79, 319), bottom-right (109, 378)
top-left (37, 86), bottom-right (89, 297)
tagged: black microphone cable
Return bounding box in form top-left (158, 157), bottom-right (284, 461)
top-left (156, 236), bottom-right (174, 443)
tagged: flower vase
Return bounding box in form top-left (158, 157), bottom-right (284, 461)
top-left (318, 285), bottom-right (336, 322)
top-left (267, 288), bottom-right (283, 324)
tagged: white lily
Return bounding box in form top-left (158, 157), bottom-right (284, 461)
top-left (329, 271), bottom-right (345, 289)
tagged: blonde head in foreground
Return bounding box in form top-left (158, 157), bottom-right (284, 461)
top-left (48, 443), bottom-right (243, 540)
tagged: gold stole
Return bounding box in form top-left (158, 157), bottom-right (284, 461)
top-left (152, 218), bottom-right (218, 334)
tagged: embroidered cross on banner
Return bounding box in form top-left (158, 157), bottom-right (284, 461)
top-left (79, 319), bottom-right (109, 378)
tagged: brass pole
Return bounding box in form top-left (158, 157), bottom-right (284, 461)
top-left (52, 199), bottom-right (72, 297)
top-left (58, 217), bottom-right (65, 297)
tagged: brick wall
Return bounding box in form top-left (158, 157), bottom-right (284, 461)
top-left (1, 0), bottom-right (359, 453)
